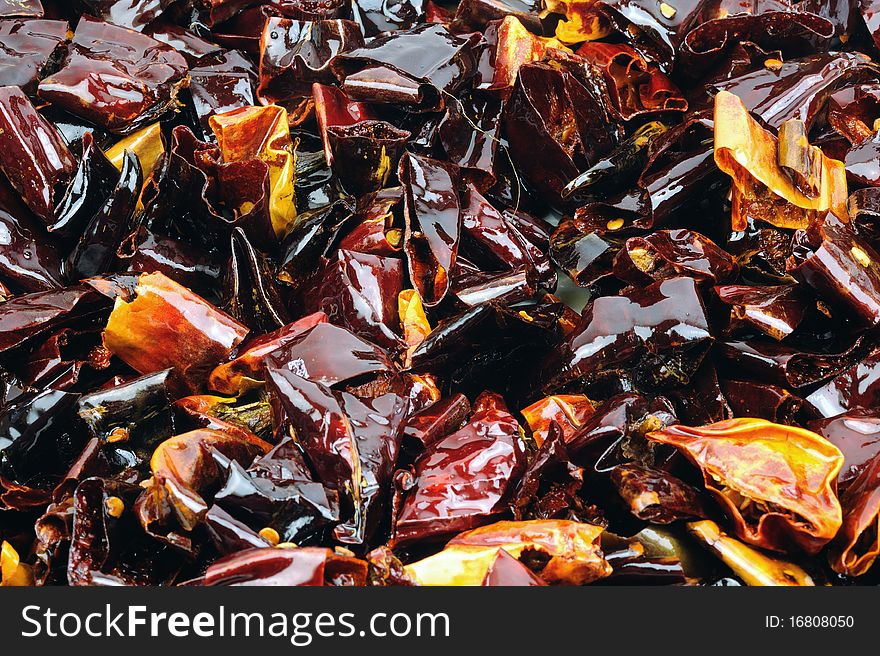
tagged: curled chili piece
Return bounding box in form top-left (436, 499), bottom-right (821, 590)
top-left (648, 418), bottom-right (843, 554)
top-left (714, 90), bottom-right (848, 232)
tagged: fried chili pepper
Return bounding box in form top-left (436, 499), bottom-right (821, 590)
top-left (405, 520), bottom-right (611, 585)
top-left (0, 86), bottom-right (76, 224)
top-left (714, 90), bottom-right (849, 232)
top-left (102, 272), bottom-right (250, 393)
top-left (5, 0), bottom-right (880, 587)
top-left (392, 392), bottom-right (525, 546)
top-left (687, 520), bottom-right (815, 586)
top-left (37, 16), bottom-right (189, 134)
top-left (830, 453), bottom-right (880, 576)
top-left (648, 419), bottom-right (843, 553)
top-left (210, 104), bottom-right (298, 238)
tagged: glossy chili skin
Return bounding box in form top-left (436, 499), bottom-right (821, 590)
top-left (460, 184), bottom-right (555, 288)
top-left (64, 150), bottom-right (143, 281)
top-left (830, 452), bottom-right (880, 576)
top-left (482, 548), bottom-right (547, 585)
top-left (648, 418), bottom-right (843, 554)
top-left (576, 41), bottom-right (687, 121)
top-left (142, 126), bottom-right (276, 252)
top-left (0, 18), bottom-right (68, 94)
top-left (330, 24), bottom-right (478, 111)
top-left (714, 284), bottom-right (807, 340)
top-left (137, 428), bottom-right (270, 549)
top-left (400, 152), bottom-right (461, 306)
top-left (806, 349), bottom-right (880, 418)
top-left (711, 53), bottom-right (880, 131)
top-left (437, 92), bottom-right (502, 190)
top-left (611, 464), bottom-right (708, 524)
top-left (570, 112), bottom-right (719, 233)
top-left (335, 390), bottom-right (408, 544)
top-left (569, 393), bottom-right (678, 474)
top-left (13, 324), bottom-right (112, 392)
top-left (202, 547), bottom-right (367, 586)
top-left (223, 227), bottom-right (291, 333)
top-left (542, 276), bottom-right (712, 393)
top-left (38, 16), bottom-right (189, 134)
top-left (77, 369), bottom-right (177, 466)
top-left (68, 476), bottom-right (177, 586)
top-left (102, 272), bottom-right (251, 394)
top-left (613, 229), bottom-right (737, 286)
top-left (276, 197), bottom-right (355, 285)
top-left (258, 18), bottom-right (364, 109)
top-left (118, 226), bottom-right (224, 293)
top-left (188, 50), bottom-right (258, 140)
top-left (810, 409), bottom-right (880, 491)
top-left (677, 1), bottom-right (835, 77)
top-left (265, 321), bottom-right (396, 386)
top-left (0, 179), bottom-right (64, 293)
top-left (0, 286), bottom-right (108, 353)
top-left (213, 437), bottom-right (339, 544)
top-left (208, 311), bottom-right (328, 395)
top-left (0, 388), bottom-right (86, 488)
top-left (313, 82), bottom-right (375, 164)
top-left (327, 120), bottom-right (410, 197)
top-left (721, 379), bottom-right (803, 425)
top-left (504, 59), bottom-right (620, 209)
top-left (789, 217), bottom-right (880, 326)
top-left (0, 0), bottom-right (44, 16)
top-left (402, 392), bottom-right (471, 449)
top-left (50, 131), bottom-right (122, 240)
top-left (717, 338), bottom-right (867, 390)
top-left (392, 392), bottom-right (525, 547)
top-left (265, 366), bottom-right (407, 544)
top-left (301, 248), bottom-right (403, 349)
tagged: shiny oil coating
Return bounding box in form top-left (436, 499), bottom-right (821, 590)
top-left (648, 418), bottom-right (844, 553)
top-left (0, 86), bottom-right (76, 223)
top-left (103, 272), bottom-right (250, 393)
top-left (393, 392), bottom-right (524, 546)
top-left (38, 16), bottom-right (189, 134)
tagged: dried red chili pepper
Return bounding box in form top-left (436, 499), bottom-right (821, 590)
top-left (648, 418), bottom-right (843, 553)
top-left (4, 0), bottom-right (880, 587)
top-left (103, 272), bottom-right (250, 393)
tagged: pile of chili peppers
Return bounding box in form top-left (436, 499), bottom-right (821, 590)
top-left (4, 0), bottom-right (880, 587)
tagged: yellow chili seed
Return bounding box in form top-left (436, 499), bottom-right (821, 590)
top-left (105, 497), bottom-right (125, 518)
top-left (659, 2), bottom-right (676, 18)
top-left (259, 527), bottom-right (281, 546)
top-left (107, 427), bottom-right (129, 443)
top-left (816, 300), bottom-right (832, 318)
top-left (606, 218), bottom-right (625, 231)
top-left (851, 246), bottom-right (872, 267)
